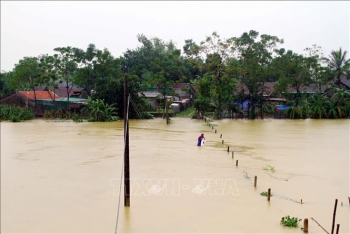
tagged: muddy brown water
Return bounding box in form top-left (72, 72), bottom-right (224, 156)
top-left (1, 118), bottom-right (349, 233)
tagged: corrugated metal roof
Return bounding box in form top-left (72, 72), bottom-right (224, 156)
top-left (55, 97), bottom-right (87, 103)
top-left (40, 97), bottom-right (87, 103)
top-left (139, 91), bottom-right (162, 98)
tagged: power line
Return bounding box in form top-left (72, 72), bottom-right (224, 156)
top-left (129, 96), bottom-right (166, 128)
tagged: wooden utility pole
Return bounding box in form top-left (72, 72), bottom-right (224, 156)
top-left (124, 73), bottom-right (130, 207)
top-left (165, 97), bottom-right (169, 125)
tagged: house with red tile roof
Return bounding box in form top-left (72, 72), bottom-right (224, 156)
top-left (1, 91), bottom-right (57, 107)
top-left (1, 90), bottom-right (87, 117)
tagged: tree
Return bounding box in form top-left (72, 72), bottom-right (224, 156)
top-left (92, 56), bottom-right (125, 118)
top-left (304, 44), bottom-right (324, 58)
top-left (123, 34), bottom-right (187, 123)
top-left (233, 30), bottom-right (283, 119)
top-left (191, 75), bottom-right (213, 118)
top-left (11, 57), bottom-right (42, 117)
top-left (126, 34), bottom-right (186, 86)
top-left (273, 50), bottom-right (317, 106)
top-left (321, 48), bottom-right (350, 86)
top-left (53, 46), bottom-right (79, 106)
top-left (73, 44), bottom-right (99, 95)
top-left (303, 44), bottom-right (329, 92)
top-left (185, 32), bottom-right (237, 119)
top-left (38, 54), bottom-right (60, 105)
top-left (307, 94), bottom-right (329, 119)
top-left (183, 39), bottom-right (205, 82)
top-left (0, 71), bottom-right (15, 98)
top-left (328, 85), bottom-right (350, 118)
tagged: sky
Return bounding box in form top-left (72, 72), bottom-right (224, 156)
top-left (1, 1), bottom-right (349, 72)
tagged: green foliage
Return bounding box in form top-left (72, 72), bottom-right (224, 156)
top-left (280, 216), bottom-right (301, 227)
top-left (231, 30), bottom-right (283, 119)
top-left (72, 113), bottom-right (83, 122)
top-left (10, 115), bottom-right (21, 122)
top-left (186, 32), bottom-right (238, 119)
top-left (42, 109), bottom-right (76, 121)
top-left (81, 97), bottom-right (119, 122)
top-left (43, 110), bottom-right (54, 119)
top-left (53, 46), bottom-right (79, 108)
top-left (5, 35), bottom-right (350, 121)
top-left (192, 77), bottom-right (214, 118)
top-left (260, 191), bottom-right (268, 196)
top-left (307, 94), bottom-right (329, 119)
top-left (176, 106), bottom-right (195, 117)
top-left (286, 100), bottom-right (309, 119)
top-left (262, 164), bottom-right (276, 173)
top-left (123, 35), bottom-right (188, 109)
top-left (155, 108), bottom-right (173, 114)
top-left (262, 104), bottom-right (275, 116)
top-left (344, 100), bottom-right (350, 118)
top-left (260, 191), bottom-right (272, 197)
top-left (130, 34), bottom-right (187, 83)
top-left (43, 109), bottom-right (65, 119)
top-left (294, 106), bottom-right (308, 119)
top-left (11, 57), bottom-right (42, 91)
top-left (0, 105), bottom-right (35, 122)
top-left (321, 48), bottom-right (350, 86)
top-left (140, 112), bottom-right (154, 119)
top-left (38, 54), bottom-right (60, 97)
top-left (0, 72), bottom-right (15, 98)
top-left (64, 111), bottom-right (72, 120)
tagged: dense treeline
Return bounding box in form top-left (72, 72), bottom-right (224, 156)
top-left (1, 30), bottom-right (350, 120)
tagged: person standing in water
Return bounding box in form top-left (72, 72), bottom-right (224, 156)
top-left (197, 133), bottom-right (205, 146)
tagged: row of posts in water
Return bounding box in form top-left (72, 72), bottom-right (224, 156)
top-left (204, 118), bottom-right (348, 234)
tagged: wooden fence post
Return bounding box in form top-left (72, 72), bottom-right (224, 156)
top-left (303, 218), bottom-right (308, 233)
top-left (331, 199), bottom-right (338, 234)
top-left (336, 224), bottom-right (340, 234)
top-left (254, 176), bottom-right (257, 187)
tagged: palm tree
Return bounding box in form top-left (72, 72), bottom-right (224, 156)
top-left (307, 94), bottom-right (329, 119)
top-left (329, 85), bottom-right (350, 106)
top-left (329, 85), bottom-right (350, 118)
top-left (286, 97), bottom-right (309, 119)
top-left (321, 48), bottom-right (350, 86)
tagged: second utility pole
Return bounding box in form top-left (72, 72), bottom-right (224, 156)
top-left (124, 73), bottom-right (130, 207)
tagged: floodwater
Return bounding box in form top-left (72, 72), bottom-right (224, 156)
top-left (1, 118), bottom-right (349, 234)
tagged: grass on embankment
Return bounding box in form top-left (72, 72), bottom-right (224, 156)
top-left (175, 106), bottom-right (195, 117)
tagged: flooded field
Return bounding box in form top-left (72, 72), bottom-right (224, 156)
top-left (1, 118), bottom-right (349, 234)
